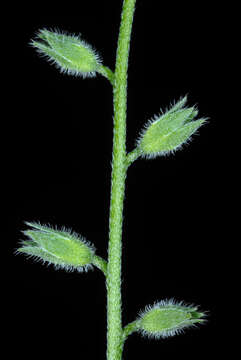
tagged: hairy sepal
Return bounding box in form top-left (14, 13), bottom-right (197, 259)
top-left (31, 29), bottom-right (102, 78)
top-left (137, 299), bottom-right (206, 339)
top-left (137, 96), bottom-right (207, 158)
top-left (16, 222), bottom-right (95, 272)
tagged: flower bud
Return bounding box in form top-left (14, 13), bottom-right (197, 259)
top-left (137, 299), bottom-right (205, 339)
top-left (137, 96), bottom-right (206, 158)
top-left (31, 29), bottom-right (102, 77)
top-left (17, 222), bottom-right (95, 272)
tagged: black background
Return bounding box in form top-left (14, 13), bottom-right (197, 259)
top-left (4, 1), bottom-right (226, 359)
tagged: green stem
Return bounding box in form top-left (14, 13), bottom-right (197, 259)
top-left (106, 1), bottom-right (136, 360)
top-left (98, 65), bottom-right (115, 85)
top-left (93, 255), bottom-right (108, 276)
top-left (122, 320), bottom-right (140, 341)
top-left (126, 148), bottom-right (141, 168)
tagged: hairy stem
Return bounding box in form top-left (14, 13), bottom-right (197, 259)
top-left (122, 320), bottom-right (140, 341)
top-left (106, 0), bottom-right (136, 360)
top-left (98, 65), bottom-right (115, 85)
top-left (93, 255), bottom-right (108, 276)
top-left (126, 148), bottom-right (141, 168)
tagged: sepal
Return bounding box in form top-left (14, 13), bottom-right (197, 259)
top-left (31, 29), bottom-right (102, 78)
top-left (16, 222), bottom-right (96, 272)
top-left (137, 96), bottom-right (207, 158)
top-left (136, 299), bottom-right (206, 339)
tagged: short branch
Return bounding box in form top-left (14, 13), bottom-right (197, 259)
top-left (126, 148), bottom-right (141, 168)
top-left (93, 255), bottom-right (108, 276)
top-left (98, 65), bottom-right (115, 85)
top-left (122, 320), bottom-right (140, 341)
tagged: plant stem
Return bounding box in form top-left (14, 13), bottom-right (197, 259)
top-left (93, 255), bottom-right (108, 276)
top-left (98, 65), bottom-right (115, 85)
top-left (122, 320), bottom-right (140, 341)
top-left (106, 1), bottom-right (136, 360)
top-left (126, 148), bottom-right (141, 168)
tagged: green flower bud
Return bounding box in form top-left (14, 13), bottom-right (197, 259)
top-left (17, 222), bottom-right (95, 272)
top-left (137, 96), bottom-right (207, 158)
top-left (31, 29), bottom-right (102, 77)
top-left (137, 299), bottom-right (206, 339)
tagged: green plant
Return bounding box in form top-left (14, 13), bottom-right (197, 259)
top-left (17, 1), bottom-right (207, 359)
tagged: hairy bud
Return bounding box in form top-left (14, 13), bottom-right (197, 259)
top-left (16, 222), bottom-right (95, 272)
top-left (137, 96), bottom-right (206, 157)
top-left (31, 29), bottom-right (102, 77)
top-left (137, 299), bottom-right (205, 339)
